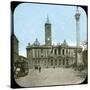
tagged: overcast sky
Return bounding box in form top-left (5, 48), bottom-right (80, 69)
top-left (14, 3), bottom-right (87, 57)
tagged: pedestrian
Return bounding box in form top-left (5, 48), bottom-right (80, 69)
top-left (39, 67), bottom-right (41, 72)
top-left (40, 67), bottom-right (41, 72)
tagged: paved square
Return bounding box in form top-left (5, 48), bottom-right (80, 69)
top-left (15, 68), bottom-right (86, 87)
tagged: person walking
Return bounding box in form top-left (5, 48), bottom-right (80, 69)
top-left (39, 67), bottom-right (41, 72)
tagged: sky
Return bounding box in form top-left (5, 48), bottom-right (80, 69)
top-left (14, 3), bottom-right (87, 57)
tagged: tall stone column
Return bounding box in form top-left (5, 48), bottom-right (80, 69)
top-left (75, 6), bottom-right (80, 66)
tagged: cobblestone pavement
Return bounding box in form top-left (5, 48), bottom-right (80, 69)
top-left (15, 68), bottom-right (86, 87)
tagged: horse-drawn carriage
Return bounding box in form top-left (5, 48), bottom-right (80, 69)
top-left (15, 60), bottom-right (29, 78)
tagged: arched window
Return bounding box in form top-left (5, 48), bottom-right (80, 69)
top-left (58, 48), bottom-right (61, 55)
top-left (55, 49), bottom-right (57, 55)
top-left (41, 49), bottom-right (43, 53)
top-left (55, 60), bottom-right (57, 65)
top-left (66, 49), bottom-right (68, 54)
top-left (66, 59), bottom-right (68, 65)
top-left (51, 60), bottom-right (53, 66)
top-left (59, 59), bottom-right (61, 65)
top-left (62, 49), bottom-right (64, 55)
top-left (63, 59), bottom-right (65, 65)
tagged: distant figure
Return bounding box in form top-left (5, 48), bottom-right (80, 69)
top-left (53, 66), bottom-right (55, 69)
top-left (39, 67), bottom-right (41, 72)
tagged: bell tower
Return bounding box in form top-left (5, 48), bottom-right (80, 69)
top-left (45, 16), bottom-right (52, 46)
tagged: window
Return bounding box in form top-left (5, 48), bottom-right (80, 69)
top-left (35, 59), bottom-right (37, 64)
top-left (66, 59), bottom-right (68, 65)
top-left (62, 49), bottom-right (64, 55)
top-left (47, 50), bottom-right (48, 55)
top-left (41, 55), bottom-right (43, 58)
top-left (66, 49), bottom-right (68, 54)
top-left (51, 60), bottom-right (53, 65)
top-left (69, 50), bottom-right (71, 55)
top-left (41, 49), bottom-right (43, 53)
top-left (35, 49), bottom-right (37, 58)
top-left (45, 60), bottom-right (46, 64)
top-left (38, 49), bottom-right (39, 58)
top-left (55, 49), bottom-right (57, 55)
top-left (55, 60), bottom-right (57, 65)
top-left (59, 59), bottom-right (61, 65)
top-left (48, 59), bottom-right (49, 63)
top-left (58, 48), bottom-right (61, 55)
top-left (63, 59), bottom-right (65, 65)
top-left (38, 60), bottom-right (40, 63)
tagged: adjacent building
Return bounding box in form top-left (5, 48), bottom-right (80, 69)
top-left (12, 33), bottom-right (19, 64)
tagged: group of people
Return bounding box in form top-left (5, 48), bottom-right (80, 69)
top-left (35, 66), bottom-right (41, 72)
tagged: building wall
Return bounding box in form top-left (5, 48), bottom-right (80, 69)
top-left (13, 35), bottom-right (19, 55)
top-left (27, 46), bottom-right (78, 69)
top-left (82, 50), bottom-right (88, 67)
top-left (12, 34), bottom-right (19, 63)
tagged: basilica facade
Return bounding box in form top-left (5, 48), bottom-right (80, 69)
top-left (26, 17), bottom-right (82, 69)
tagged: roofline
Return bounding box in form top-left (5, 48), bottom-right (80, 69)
top-left (26, 45), bottom-right (82, 49)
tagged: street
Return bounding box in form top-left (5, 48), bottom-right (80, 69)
top-left (15, 67), bottom-right (86, 87)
